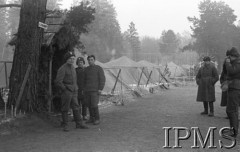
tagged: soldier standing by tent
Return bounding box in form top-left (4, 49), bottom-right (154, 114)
top-left (84, 55), bottom-right (106, 125)
top-left (196, 56), bottom-right (219, 117)
top-left (55, 52), bottom-right (88, 131)
top-left (76, 57), bottom-right (88, 120)
top-left (224, 47), bottom-right (240, 138)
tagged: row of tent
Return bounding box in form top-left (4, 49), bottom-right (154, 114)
top-left (0, 56), bottom-right (190, 93)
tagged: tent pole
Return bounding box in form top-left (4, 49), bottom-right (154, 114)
top-left (145, 70), bottom-right (152, 87)
top-left (111, 69), bottom-right (121, 94)
top-left (48, 45), bottom-right (53, 113)
top-left (137, 67), bottom-right (144, 87)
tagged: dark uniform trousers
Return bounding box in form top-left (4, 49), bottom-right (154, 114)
top-left (203, 101), bottom-right (214, 113)
top-left (85, 91), bottom-right (100, 121)
top-left (61, 90), bottom-right (83, 127)
top-left (226, 89), bottom-right (240, 135)
top-left (78, 92), bottom-right (87, 117)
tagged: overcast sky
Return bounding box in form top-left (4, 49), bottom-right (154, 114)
top-left (61, 0), bottom-right (240, 38)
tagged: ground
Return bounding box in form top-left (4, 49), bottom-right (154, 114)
top-left (0, 84), bottom-right (240, 152)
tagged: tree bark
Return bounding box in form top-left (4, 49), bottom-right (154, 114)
top-left (9, 0), bottom-right (47, 112)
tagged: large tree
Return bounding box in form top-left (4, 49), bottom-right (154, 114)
top-left (8, 0), bottom-right (47, 112)
top-left (188, 0), bottom-right (240, 66)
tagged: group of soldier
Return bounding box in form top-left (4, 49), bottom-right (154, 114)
top-left (196, 46), bottom-right (240, 138)
top-left (55, 51), bottom-right (106, 132)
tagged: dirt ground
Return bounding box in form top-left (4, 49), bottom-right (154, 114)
top-left (0, 84), bottom-right (240, 152)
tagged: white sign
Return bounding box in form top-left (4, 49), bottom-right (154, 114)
top-left (38, 22), bottom-right (48, 30)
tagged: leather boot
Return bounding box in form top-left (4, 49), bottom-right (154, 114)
top-left (86, 107), bottom-right (94, 124)
top-left (62, 112), bottom-right (69, 132)
top-left (73, 110), bottom-right (88, 129)
top-left (82, 105), bottom-right (87, 120)
top-left (93, 107), bottom-right (100, 125)
top-left (208, 102), bottom-right (214, 117)
top-left (201, 102), bottom-right (208, 115)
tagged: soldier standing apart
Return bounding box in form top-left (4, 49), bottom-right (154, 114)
top-left (196, 56), bottom-right (219, 117)
top-left (76, 57), bottom-right (88, 120)
top-left (55, 52), bottom-right (88, 131)
top-left (84, 55), bottom-right (106, 125)
top-left (224, 47), bottom-right (240, 138)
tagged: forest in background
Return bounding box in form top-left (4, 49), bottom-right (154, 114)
top-left (1, 0), bottom-right (240, 68)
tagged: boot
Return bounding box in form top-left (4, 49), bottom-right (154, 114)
top-left (62, 112), bottom-right (69, 132)
top-left (93, 107), bottom-right (100, 125)
top-left (82, 116), bottom-right (88, 121)
top-left (85, 107), bottom-right (94, 124)
top-left (201, 102), bottom-right (208, 115)
top-left (82, 105), bottom-right (87, 118)
top-left (73, 110), bottom-right (88, 129)
top-left (208, 102), bottom-right (214, 117)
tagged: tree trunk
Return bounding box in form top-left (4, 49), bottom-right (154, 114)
top-left (8, 0), bottom-right (47, 112)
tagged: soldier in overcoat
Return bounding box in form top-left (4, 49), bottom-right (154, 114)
top-left (224, 47), bottom-right (240, 138)
top-left (55, 52), bottom-right (88, 131)
top-left (84, 55), bottom-right (106, 125)
top-left (196, 56), bottom-right (219, 116)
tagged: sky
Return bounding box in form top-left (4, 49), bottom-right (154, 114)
top-left (61, 0), bottom-right (240, 38)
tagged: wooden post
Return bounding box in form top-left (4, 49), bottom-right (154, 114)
top-left (111, 69), bottom-right (121, 94)
top-left (48, 45), bottom-right (53, 113)
top-left (4, 62), bottom-right (8, 88)
top-left (48, 58), bottom-right (52, 113)
top-left (137, 67), bottom-right (144, 87)
top-left (15, 64), bottom-right (31, 111)
top-left (146, 70), bottom-right (153, 87)
top-left (109, 70), bottom-right (131, 90)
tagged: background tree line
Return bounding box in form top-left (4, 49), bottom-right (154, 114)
top-left (1, 0), bottom-right (240, 68)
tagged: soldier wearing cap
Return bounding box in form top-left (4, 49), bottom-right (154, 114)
top-left (76, 57), bottom-right (88, 120)
top-left (84, 55), bottom-right (105, 125)
top-left (224, 47), bottom-right (240, 138)
top-left (55, 51), bottom-right (88, 131)
top-left (196, 56), bottom-right (219, 117)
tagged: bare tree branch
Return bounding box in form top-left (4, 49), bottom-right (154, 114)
top-left (0, 4), bottom-right (21, 8)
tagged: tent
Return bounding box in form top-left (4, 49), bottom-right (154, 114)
top-left (137, 60), bottom-right (170, 84)
top-left (105, 56), bottom-right (148, 86)
top-left (167, 62), bottom-right (186, 77)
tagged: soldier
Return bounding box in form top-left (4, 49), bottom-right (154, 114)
top-left (224, 47), bottom-right (240, 138)
top-left (220, 50), bottom-right (230, 120)
top-left (196, 56), bottom-right (219, 117)
top-left (84, 55), bottom-right (106, 125)
top-left (55, 51), bottom-right (88, 131)
top-left (76, 57), bottom-right (88, 120)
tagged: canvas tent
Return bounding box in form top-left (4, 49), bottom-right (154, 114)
top-left (137, 60), bottom-right (165, 84)
top-left (167, 62), bottom-right (186, 77)
top-left (105, 56), bottom-right (148, 86)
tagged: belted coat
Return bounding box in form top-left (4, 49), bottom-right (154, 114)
top-left (196, 64), bottom-right (219, 102)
